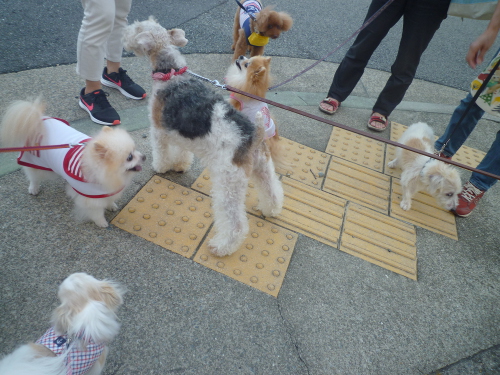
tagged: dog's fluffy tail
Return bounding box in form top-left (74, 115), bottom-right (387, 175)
top-left (0, 97), bottom-right (46, 147)
top-left (0, 344), bottom-right (67, 375)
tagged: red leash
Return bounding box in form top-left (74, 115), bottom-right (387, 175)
top-left (0, 143), bottom-right (83, 153)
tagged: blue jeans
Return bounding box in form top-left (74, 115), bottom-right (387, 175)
top-left (435, 92), bottom-right (500, 191)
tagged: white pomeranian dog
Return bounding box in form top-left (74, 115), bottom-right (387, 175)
top-left (388, 122), bottom-right (462, 211)
top-left (0, 273), bottom-right (125, 375)
top-left (0, 98), bottom-right (145, 227)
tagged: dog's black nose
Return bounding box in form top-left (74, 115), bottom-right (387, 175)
top-left (238, 55), bottom-right (245, 60)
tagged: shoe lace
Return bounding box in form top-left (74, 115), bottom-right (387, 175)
top-left (94, 90), bottom-right (112, 109)
top-left (118, 69), bottom-right (135, 86)
top-left (461, 182), bottom-right (483, 202)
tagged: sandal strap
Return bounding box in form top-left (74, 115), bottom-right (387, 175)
top-left (322, 98), bottom-right (340, 109)
top-left (369, 114), bottom-right (387, 123)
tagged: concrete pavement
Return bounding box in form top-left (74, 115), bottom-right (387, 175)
top-left (1, 53), bottom-right (500, 374)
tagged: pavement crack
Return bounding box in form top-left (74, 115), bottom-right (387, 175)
top-left (276, 295), bottom-right (311, 375)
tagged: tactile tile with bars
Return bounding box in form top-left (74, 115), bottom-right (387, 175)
top-left (111, 176), bottom-right (213, 258)
top-left (341, 204), bottom-right (417, 280)
top-left (323, 156), bottom-right (391, 214)
top-left (327, 127), bottom-right (386, 172)
top-left (192, 172), bottom-right (346, 248)
top-left (275, 137), bottom-right (330, 188)
top-left (390, 179), bottom-right (458, 240)
top-left (385, 122), bottom-right (486, 178)
top-left (194, 215), bottom-right (298, 297)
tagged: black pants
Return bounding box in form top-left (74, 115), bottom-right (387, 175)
top-left (327, 0), bottom-right (450, 117)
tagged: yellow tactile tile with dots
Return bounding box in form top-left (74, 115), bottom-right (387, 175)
top-left (327, 127), bottom-right (386, 172)
top-left (341, 204), bottom-right (417, 280)
top-left (323, 156), bottom-right (391, 214)
top-left (192, 173), bottom-right (346, 248)
top-left (111, 176), bottom-right (213, 258)
top-left (390, 179), bottom-right (458, 240)
top-left (385, 122), bottom-right (486, 178)
top-left (275, 137), bottom-right (330, 188)
top-left (194, 215), bottom-right (298, 297)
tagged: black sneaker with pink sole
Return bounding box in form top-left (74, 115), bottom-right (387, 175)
top-left (101, 67), bottom-right (147, 100)
top-left (79, 88), bottom-right (120, 126)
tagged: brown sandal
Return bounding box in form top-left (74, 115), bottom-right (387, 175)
top-left (319, 98), bottom-right (340, 115)
top-left (367, 113), bottom-right (389, 132)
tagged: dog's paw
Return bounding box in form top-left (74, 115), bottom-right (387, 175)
top-left (400, 200), bottom-right (411, 211)
top-left (94, 217), bottom-right (109, 227)
top-left (107, 202), bottom-right (119, 211)
top-left (258, 204), bottom-right (282, 218)
top-left (28, 184), bottom-right (40, 195)
top-left (208, 238), bottom-right (240, 257)
top-left (172, 162), bottom-right (191, 173)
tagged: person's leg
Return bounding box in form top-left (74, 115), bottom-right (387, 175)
top-left (454, 133), bottom-right (500, 217)
top-left (320, 0), bottom-right (405, 113)
top-left (104, 0), bottom-right (132, 73)
top-left (77, 0), bottom-right (121, 125)
top-left (77, 0), bottom-right (116, 93)
top-left (434, 93), bottom-right (485, 157)
top-left (100, 0), bottom-right (146, 100)
top-left (372, 0), bottom-right (449, 120)
top-left (470, 131), bottom-right (500, 191)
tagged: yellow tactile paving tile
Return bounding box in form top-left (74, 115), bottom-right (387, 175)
top-left (326, 127), bottom-right (386, 172)
top-left (275, 137), bottom-right (330, 188)
top-left (111, 177), bottom-right (213, 258)
top-left (194, 216), bottom-right (298, 297)
top-left (267, 177), bottom-right (347, 248)
top-left (323, 156), bottom-right (391, 214)
top-left (390, 179), bottom-right (458, 240)
top-left (341, 204), bottom-right (417, 280)
top-left (385, 122), bottom-right (486, 178)
top-left (192, 172), bottom-right (346, 248)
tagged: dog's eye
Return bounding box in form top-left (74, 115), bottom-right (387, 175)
top-left (127, 153), bottom-right (133, 162)
top-left (446, 192), bottom-right (454, 197)
top-left (244, 63), bottom-right (249, 68)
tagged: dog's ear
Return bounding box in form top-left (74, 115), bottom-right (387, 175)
top-left (427, 174), bottom-right (444, 195)
top-left (98, 281), bottom-right (124, 311)
top-left (169, 29), bottom-right (188, 47)
top-left (93, 142), bottom-right (109, 160)
top-left (278, 12), bottom-right (293, 31)
top-left (135, 31), bottom-right (156, 55)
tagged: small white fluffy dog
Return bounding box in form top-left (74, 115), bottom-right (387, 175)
top-left (0, 273), bottom-right (124, 375)
top-left (122, 17), bottom-right (283, 257)
top-left (0, 98), bottom-right (145, 227)
top-left (388, 122), bottom-right (462, 211)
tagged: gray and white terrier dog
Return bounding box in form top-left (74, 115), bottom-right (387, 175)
top-left (122, 17), bottom-right (283, 257)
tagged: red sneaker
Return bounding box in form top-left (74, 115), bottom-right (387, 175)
top-left (453, 181), bottom-right (485, 217)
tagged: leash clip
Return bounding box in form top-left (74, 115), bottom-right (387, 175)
top-left (212, 80), bottom-right (226, 90)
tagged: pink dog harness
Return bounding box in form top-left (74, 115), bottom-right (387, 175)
top-left (230, 93), bottom-right (276, 139)
top-left (17, 117), bottom-right (123, 198)
top-left (36, 327), bottom-right (105, 375)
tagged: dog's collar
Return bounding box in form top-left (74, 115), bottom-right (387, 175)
top-left (152, 66), bottom-right (188, 81)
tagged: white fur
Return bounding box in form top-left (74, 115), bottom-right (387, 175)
top-left (0, 273), bottom-right (124, 375)
top-left (0, 99), bottom-right (145, 227)
top-left (388, 122), bottom-right (462, 211)
top-left (124, 17), bottom-right (283, 256)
